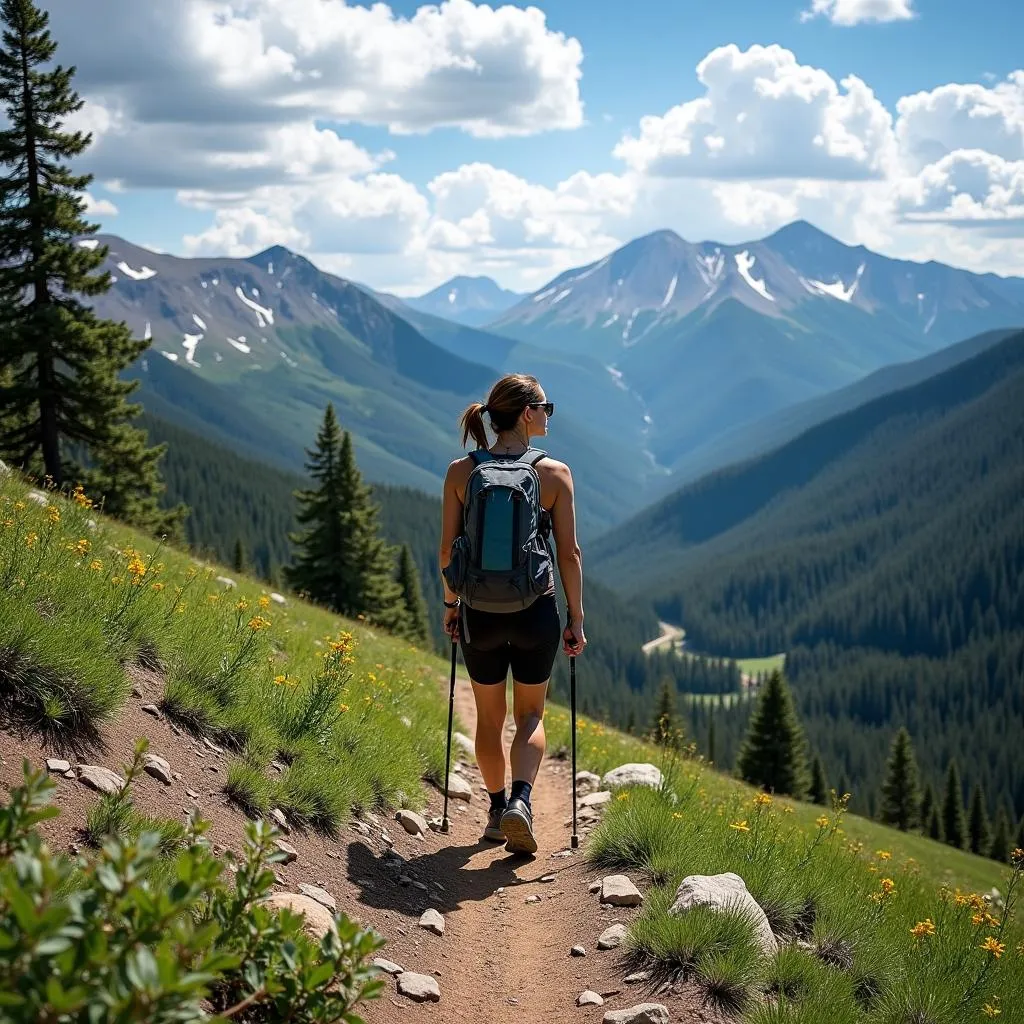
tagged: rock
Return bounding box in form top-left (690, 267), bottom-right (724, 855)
top-left (262, 893), bottom-right (336, 941)
top-left (202, 737), bottom-right (224, 754)
top-left (625, 970), bottom-right (652, 984)
top-left (0, 458), bottom-right (8, 475)
top-left (371, 958), bottom-right (404, 976)
top-left (186, 789), bottom-right (200, 799)
top-left (578, 991), bottom-right (604, 1007)
top-left (141, 703), bottom-right (162, 718)
top-left (669, 873), bottom-right (777, 958)
top-left (76, 765), bottom-right (125, 795)
top-left (453, 731), bottom-right (474, 756)
top-left (525, 894), bottom-right (541, 904)
top-left (602, 1005), bottom-right (669, 1024)
top-left (350, 821), bottom-right (371, 836)
top-left (215, 575), bottom-right (236, 588)
top-left (570, 945), bottom-right (587, 957)
top-left (419, 909), bottom-right (445, 935)
top-left (274, 839), bottom-right (298, 865)
top-left (396, 809), bottom-right (427, 836)
top-left (45, 758), bottom-right (71, 773)
top-left (142, 753), bottom-right (173, 785)
top-left (540, 874), bottom-right (556, 883)
top-left (27, 489), bottom-right (48, 505)
top-left (270, 592), bottom-right (287, 605)
top-left (270, 808), bottom-right (290, 834)
top-left (601, 763), bottom-right (663, 791)
top-left (588, 880), bottom-right (602, 893)
top-left (575, 770), bottom-right (602, 794)
top-left (298, 883), bottom-right (336, 912)
top-left (581, 790), bottom-right (613, 808)
top-left (270, 760), bottom-right (286, 773)
top-left (396, 972), bottom-right (441, 1003)
top-left (85, 518), bottom-right (97, 531)
top-left (400, 715), bottom-right (412, 728)
top-left (601, 875), bottom-right (644, 907)
top-left (131, 685), bottom-right (144, 698)
top-left (443, 774), bottom-right (473, 802)
top-left (597, 923), bottom-right (627, 950)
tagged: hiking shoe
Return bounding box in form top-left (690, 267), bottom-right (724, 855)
top-left (483, 806), bottom-right (506, 842)
top-left (500, 797), bottom-right (538, 855)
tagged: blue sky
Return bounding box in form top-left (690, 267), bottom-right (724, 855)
top-left (45, 0), bottom-right (1024, 292)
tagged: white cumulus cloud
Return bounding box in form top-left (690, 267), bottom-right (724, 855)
top-left (613, 44), bottom-right (896, 181)
top-left (800, 0), bottom-right (915, 25)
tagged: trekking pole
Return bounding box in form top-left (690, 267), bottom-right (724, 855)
top-left (441, 637), bottom-right (458, 834)
top-left (570, 654), bottom-right (579, 849)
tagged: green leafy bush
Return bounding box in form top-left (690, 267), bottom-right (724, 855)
top-left (0, 759), bottom-right (385, 1022)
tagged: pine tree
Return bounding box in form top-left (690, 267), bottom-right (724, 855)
top-left (707, 712), bottom-right (716, 765)
top-left (395, 544), bottom-right (429, 644)
top-left (0, 0), bottom-right (168, 521)
top-left (989, 806), bottom-right (1012, 864)
top-left (879, 727), bottom-right (921, 831)
top-left (941, 760), bottom-right (967, 850)
top-left (967, 783), bottom-right (991, 856)
top-left (651, 677), bottom-right (679, 747)
top-left (735, 671), bottom-right (809, 798)
top-left (919, 783), bottom-right (937, 834)
top-left (927, 804), bottom-right (943, 842)
top-left (809, 755), bottom-right (829, 806)
top-left (286, 405), bottom-right (404, 628)
top-left (233, 538), bottom-right (247, 574)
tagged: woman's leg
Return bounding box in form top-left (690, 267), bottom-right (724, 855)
top-left (510, 679), bottom-right (548, 789)
top-left (471, 679), bottom-right (508, 794)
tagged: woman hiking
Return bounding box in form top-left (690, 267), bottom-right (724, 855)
top-left (439, 373), bottom-right (586, 855)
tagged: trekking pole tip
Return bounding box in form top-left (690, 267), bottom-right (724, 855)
top-left (440, 817), bottom-right (451, 834)
top-left (570, 834), bottom-right (579, 849)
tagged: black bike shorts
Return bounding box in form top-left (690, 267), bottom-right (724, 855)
top-left (460, 594), bottom-right (561, 685)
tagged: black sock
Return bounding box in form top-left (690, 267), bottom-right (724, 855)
top-left (488, 789), bottom-right (508, 812)
top-left (509, 780), bottom-right (532, 806)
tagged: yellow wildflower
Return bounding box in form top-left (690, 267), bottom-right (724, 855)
top-left (207, 594), bottom-right (220, 604)
top-left (783, 805), bottom-right (794, 814)
top-left (880, 878), bottom-right (896, 895)
top-left (127, 555), bottom-right (146, 579)
top-left (815, 815), bottom-right (830, 828)
top-left (71, 485), bottom-right (92, 508)
top-left (980, 937), bottom-right (1005, 959)
top-left (617, 792), bottom-right (629, 801)
top-left (71, 538), bottom-right (90, 556)
top-left (151, 581), bottom-right (165, 592)
top-left (273, 674), bottom-right (288, 686)
top-left (982, 997), bottom-right (1001, 1018)
top-left (89, 559), bottom-right (103, 572)
top-left (25, 532), bottom-right (38, 548)
top-left (236, 599), bottom-right (250, 612)
top-left (248, 615), bottom-right (272, 632)
top-left (339, 703), bottom-right (350, 713)
top-left (672, 812), bottom-right (684, 820)
top-left (111, 576), bottom-right (123, 586)
top-left (1012, 848), bottom-right (1024, 867)
top-left (754, 793), bottom-right (773, 806)
top-left (730, 820), bottom-right (751, 832)
top-left (46, 506), bottom-right (60, 524)
top-left (910, 919), bottom-right (935, 939)
top-left (258, 595), bottom-right (271, 609)
top-left (876, 850), bottom-right (892, 861)
top-left (13, 501), bottom-right (25, 511)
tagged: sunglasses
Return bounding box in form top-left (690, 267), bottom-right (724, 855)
top-left (527, 402), bottom-right (554, 416)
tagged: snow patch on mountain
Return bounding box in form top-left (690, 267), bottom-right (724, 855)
top-left (533, 285), bottom-right (558, 303)
top-left (117, 261), bottom-right (157, 281)
top-left (622, 308), bottom-right (640, 343)
top-left (734, 251), bottom-right (774, 302)
top-left (143, 322), bottom-right (152, 341)
top-left (160, 351), bottom-right (178, 362)
top-left (192, 313), bottom-right (207, 331)
top-left (552, 288), bottom-right (572, 304)
top-left (570, 256), bottom-right (610, 284)
top-left (661, 273), bottom-right (678, 308)
top-left (801, 263), bottom-right (865, 303)
top-left (182, 333), bottom-right (202, 366)
top-left (696, 250), bottom-right (725, 287)
top-left (602, 312), bottom-right (619, 327)
top-left (448, 289), bottom-right (457, 304)
top-left (227, 336), bottom-right (251, 354)
top-left (235, 286), bottom-right (275, 327)
top-left (78, 239), bottom-right (99, 250)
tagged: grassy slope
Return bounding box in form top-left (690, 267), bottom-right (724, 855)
top-left (0, 467), bottom-right (1006, 893)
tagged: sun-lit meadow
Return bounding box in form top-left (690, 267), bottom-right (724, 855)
top-left (0, 469), bottom-right (449, 837)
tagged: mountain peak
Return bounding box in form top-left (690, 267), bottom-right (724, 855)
top-left (403, 274), bottom-right (524, 327)
top-left (763, 219), bottom-right (844, 248)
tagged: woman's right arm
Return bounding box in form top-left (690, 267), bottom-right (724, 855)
top-left (439, 459), bottom-right (464, 639)
top-left (550, 462), bottom-right (586, 654)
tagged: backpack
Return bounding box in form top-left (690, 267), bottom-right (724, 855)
top-left (443, 447), bottom-right (554, 613)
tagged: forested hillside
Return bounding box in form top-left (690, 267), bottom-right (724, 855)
top-left (146, 413), bottom-right (731, 726)
top-left (590, 329), bottom-right (1024, 822)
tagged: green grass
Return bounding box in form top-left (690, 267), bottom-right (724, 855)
top-left (736, 653), bottom-right (787, 677)
top-left (0, 473), bottom-right (449, 836)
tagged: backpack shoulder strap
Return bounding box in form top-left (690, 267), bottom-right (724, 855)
top-left (523, 447), bottom-right (547, 467)
top-left (469, 448), bottom-right (493, 466)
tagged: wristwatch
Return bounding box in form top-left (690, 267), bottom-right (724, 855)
top-left (443, 599), bottom-right (461, 609)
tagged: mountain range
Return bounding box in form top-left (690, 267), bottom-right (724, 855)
top-left (81, 221), bottom-right (1024, 537)
top-left (397, 275), bottom-right (524, 327)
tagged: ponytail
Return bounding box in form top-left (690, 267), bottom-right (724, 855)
top-left (460, 402), bottom-right (489, 450)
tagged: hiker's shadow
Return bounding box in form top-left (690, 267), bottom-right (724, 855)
top-left (346, 834), bottom-right (542, 919)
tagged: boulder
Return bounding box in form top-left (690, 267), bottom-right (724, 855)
top-left (142, 753), bottom-right (173, 785)
top-left (76, 765), bottom-right (126, 795)
top-left (570, 945), bottom-right (587, 957)
top-left (215, 576), bottom-right (237, 588)
top-left (443, 774), bottom-right (473, 802)
top-left (602, 1005), bottom-right (669, 1024)
top-left (396, 809), bottom-right (427, 836)
top-left (419, 909), bottom-right (445, 935)
top-left (298, 883), bottom-right (336, 912)
top-left (601, 874), bottom-right (643, 907)
top-left (371, 958), bottom-right (404, 976)
top-left (601, 763), bottom-right (663, 791)
top-left (45, 758), bottom-right (71, 773)
top-left (270, 592), bottom-right (287, 605)
top-left (578, 991), bottom-right (604, 1006)
top-left (581, 790), bottom-right (613, 808)
top-left (575, 770), bottom-right (601, 794)
top-left (262, 893), bottom-right (336, 941)
top-left (669, 872), bottom-right (777, 958)
top-left (270, 808), bottom-right (290, 834)
top-left (453, 731), bottom-right (475, 756)
top-left (396, 972), bottom-right (441, 1003)
top-left (141, 703), bottom-right (162, 719)
top-left (27, 489), bottom-right (48, 506)
top-left (597, 923), bottom-right (627, 950)
top-left (274, 839), bottom-right (299, 864)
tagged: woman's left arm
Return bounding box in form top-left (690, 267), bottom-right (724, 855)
top-left (439, 460), bottom-right (464, 636)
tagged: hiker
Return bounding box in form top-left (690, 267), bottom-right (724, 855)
top-left (439, 373), bottom-right (586, 855)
